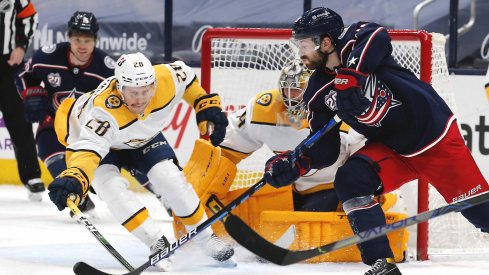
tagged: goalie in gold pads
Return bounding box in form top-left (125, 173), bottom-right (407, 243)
top-left (178, 60), bottom-right (408, 262)
top-left (49, 52), bottom-right (234, 267)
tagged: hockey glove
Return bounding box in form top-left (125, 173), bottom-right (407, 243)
top-left (334, 68), bottom-right (371, 121)
top-left (48, 176), bottom-right (83, 211)
top-left (264, 150), bottom-right (311, 188)
top-left (21, 86), bottom-right (49, 123)
top-left (194, 93), bottom-right (229, 146)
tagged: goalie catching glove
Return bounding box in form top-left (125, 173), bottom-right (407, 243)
top-left (21, 86), bottom-right (49, 123)
top-left (194, 93), bottom-right (229, 146)
top-left (334, 68), bottom-right (371, 122)
top-left (264, 150), bottom-right (311, 188)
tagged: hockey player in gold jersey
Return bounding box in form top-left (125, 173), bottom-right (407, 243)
top-left (48, 52), bottom-right (234, 266)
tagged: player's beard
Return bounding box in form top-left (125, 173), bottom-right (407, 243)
top-left (305, 49), bottom-right (331, 71)
top-left (316, 49), bottom-right (329, 70)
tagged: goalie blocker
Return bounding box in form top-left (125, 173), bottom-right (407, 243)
top-left (176, 139), bottom-right (408, 262)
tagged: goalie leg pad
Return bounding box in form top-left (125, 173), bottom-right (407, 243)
top-left (259, 210), bottom-right (407, 263)
top-left (174, 139), bottom-right (237, 239)
top-left (91, 164), bottom-right (163, 247)
top-left (183, 139), bottom-right (237, 200)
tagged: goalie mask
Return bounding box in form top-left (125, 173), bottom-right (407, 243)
top-left (279, 60), bottom-right (312, 124)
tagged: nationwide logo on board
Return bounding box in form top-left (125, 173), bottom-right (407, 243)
top-left (32, 24), bottom-right (152, 52)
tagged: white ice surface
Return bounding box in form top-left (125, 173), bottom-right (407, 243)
top-left (1, 184), bottom-right (488, 275)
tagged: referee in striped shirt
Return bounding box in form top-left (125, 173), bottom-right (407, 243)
top-left (1, 0), bottom-right (44, 200)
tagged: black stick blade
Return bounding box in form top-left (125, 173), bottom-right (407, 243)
top-left (74, 262), bottom-right (113, 275)
top-left (74, 261), bottom-right (149, 275)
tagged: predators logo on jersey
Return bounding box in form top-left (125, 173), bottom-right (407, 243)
top-left (256, 93), bottom-right (272, 106)
top-left (105, 95), bottom-right (122, 109)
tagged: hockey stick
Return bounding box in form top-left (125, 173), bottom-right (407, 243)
top-left (206, 194), bottom-right (296, 250)
top-left (67, 196), bottom-right (135, 271)
top-left (73, 181), bottom-right (267, 275)
top-left (206, 194), bottom-right (296, 261)
top-left (224, 191), bottom-right (489, 265)
top-left (73, 115), bottom-right (341, 275)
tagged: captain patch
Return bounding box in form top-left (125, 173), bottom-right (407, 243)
top-left (105, 95), bottom-right (122, 109)
top-left (256, 93), bottom-right (272, 106)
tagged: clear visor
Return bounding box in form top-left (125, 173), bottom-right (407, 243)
top-left (290, 37), bottom-right (320, 57)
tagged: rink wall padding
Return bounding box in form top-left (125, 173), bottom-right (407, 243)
top-left (0, 159), bottom-right (142, 191)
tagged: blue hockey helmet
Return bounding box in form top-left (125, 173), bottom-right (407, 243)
top-left (68, 11), bottom-right (99, 38)
top-left (292, 7), bottom-right (344, 45)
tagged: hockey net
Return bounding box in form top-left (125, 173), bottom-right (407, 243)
top-left (200, 28), bottom-right (489, 260)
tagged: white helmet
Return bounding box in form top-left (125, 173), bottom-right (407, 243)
top-left (279, 59), bottom-right (313, 124)
top-left (115, 52), bottom-right (155, 91)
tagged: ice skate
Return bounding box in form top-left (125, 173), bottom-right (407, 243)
top-left (150, 235), bottom-right (173, 271)
top-left (365, 258), bottom-right (401, 275)
top-left (198, 233), bottom-right (236, 267)
top-left (24, 178), bottom-right (45, 201)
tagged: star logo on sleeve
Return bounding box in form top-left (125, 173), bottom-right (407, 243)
top-left (347, 56), bottom-right (358, 67)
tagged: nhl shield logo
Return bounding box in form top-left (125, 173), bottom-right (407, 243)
top-left (47, 73), bottom-right (61, 87)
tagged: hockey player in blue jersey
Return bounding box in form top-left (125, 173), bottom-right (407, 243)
top-left (16, 11), bottom-right (151, 215)
top-left (264, 7), bottom-right (489, 275)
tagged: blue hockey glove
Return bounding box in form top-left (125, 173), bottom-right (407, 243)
top-left (48, 176), bottom-right (83, 211)
top-left (334, 68), bottom-right (371, 121)
top-left (264, 151), bottom-right (311, 188)
top-left (21, 86), bottom-right (49, 123)
top-left (194, 93), bottom-right (229, 146)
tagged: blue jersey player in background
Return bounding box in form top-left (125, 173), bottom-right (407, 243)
top-left (264, 7), bottom-right (489, 275)
top-left (16, 11), bottom-right (154, 216)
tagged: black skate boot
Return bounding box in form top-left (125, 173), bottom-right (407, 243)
top-left (70, 195), bottom-right (95, 218)
top-left (24, 178), bottom-right (45, 201)
top-left (365, 258), bottom-right (402, 275)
